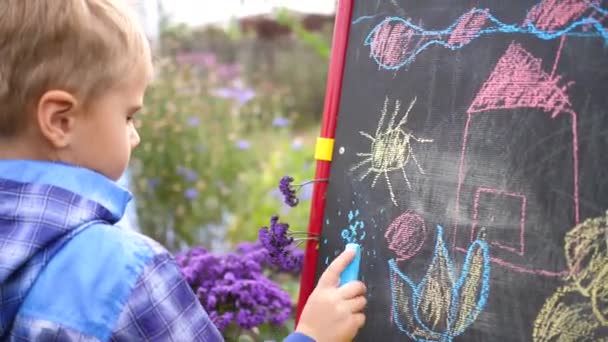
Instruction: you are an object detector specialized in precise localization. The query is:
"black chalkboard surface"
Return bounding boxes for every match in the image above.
[313,1,608,341]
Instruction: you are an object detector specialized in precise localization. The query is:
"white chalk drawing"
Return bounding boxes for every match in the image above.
[351,96,433,206]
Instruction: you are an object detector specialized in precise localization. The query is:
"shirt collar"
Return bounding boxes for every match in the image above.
[0,160,132,220]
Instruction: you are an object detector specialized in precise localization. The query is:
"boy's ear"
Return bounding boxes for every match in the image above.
[36,90,79,148]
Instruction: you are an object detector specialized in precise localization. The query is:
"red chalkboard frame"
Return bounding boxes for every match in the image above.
[295,0,355,323]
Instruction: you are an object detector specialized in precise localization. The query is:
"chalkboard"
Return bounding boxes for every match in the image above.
[305,0,608,341]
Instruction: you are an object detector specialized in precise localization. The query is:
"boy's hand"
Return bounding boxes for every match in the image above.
[296,248,367,342]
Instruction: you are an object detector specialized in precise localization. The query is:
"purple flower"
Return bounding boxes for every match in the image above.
[187,116,201,127]
[272,117,290,127]
[212,87,256,105]
[175,51,217,68]
[184,188,198,199]
[147,178,160,190]
[279,176,299,207]
[269,307,292,326]
[284,248,304,274]
[259,216,293,251]
[291,138,304,151]
[235,242,271,266]
[236,139,251,150]
[235,241,263,254]
[177,242,294,332]
[258,215,304,273]
[177,166,198,182]
[213,312,234,331]
[216,63,241,80]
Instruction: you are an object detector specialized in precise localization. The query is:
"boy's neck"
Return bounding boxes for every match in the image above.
[0,133,54,161]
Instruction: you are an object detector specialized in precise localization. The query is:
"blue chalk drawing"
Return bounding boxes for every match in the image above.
[355,5,608,71]
[388,226,490,342]
[341,209,366,244]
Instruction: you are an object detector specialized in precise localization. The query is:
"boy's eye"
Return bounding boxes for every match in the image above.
[126,106,142,122]
[127,112,138,122]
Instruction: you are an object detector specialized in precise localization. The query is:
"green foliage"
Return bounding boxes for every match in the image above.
[275,8,332,59]
[131,60,250,249]
[156,10,332,124]
[131,58,317,251]
[130,14,331,338]
[226,127,316,243]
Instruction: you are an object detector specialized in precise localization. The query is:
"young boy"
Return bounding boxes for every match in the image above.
[0,1,367,341]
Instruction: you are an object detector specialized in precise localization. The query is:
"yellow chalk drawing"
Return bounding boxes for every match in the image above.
[389,226,490,341]
[565,213,608,297]
[534,286,607,342]
[452,239,488,335]
[534,211,608,341]
[351,96,433,206]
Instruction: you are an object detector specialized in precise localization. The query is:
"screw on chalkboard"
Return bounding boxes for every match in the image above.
[278,176,328,207]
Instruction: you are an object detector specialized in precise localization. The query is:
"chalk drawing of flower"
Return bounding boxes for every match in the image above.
[388,225,490,342]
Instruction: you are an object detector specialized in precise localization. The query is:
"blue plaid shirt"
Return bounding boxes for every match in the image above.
[0,160,313,342]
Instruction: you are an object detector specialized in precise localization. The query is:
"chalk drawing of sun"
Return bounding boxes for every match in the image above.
[351,96,433,206]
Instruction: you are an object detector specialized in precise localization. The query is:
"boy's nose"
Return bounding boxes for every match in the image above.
[130,126,141,148]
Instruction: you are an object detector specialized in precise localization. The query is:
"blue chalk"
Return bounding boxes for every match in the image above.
[339,243,361,286]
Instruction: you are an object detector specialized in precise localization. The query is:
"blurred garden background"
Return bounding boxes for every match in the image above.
[120,1,337,340]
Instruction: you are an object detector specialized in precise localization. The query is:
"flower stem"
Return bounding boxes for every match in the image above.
[294,237,318,246]
[288,231,319,236]
[293,178,329,189]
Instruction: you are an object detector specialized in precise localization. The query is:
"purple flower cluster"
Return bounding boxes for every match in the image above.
[176,244,297,332]
[176,166,198,182]
[238,241,303,274]
[279,176,299,207]
[258,216,304,273]
[212,87,256,105]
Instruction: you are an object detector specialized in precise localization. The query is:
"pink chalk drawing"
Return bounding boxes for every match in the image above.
[369,18,432,70]
[360,1,608,71]
[448,9,490,46]
[471,188,527,256]
[583,3,608,32]
[385,211,427,262]
[525,0,594,31]
[467,42,575,118]
[453,41,579,277]
[551,35,566,78]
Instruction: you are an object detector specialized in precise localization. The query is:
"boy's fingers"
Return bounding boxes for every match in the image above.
[352,313,366,329]
[339,281,366,299]
[317,248,356,287]
[347,296,367,313]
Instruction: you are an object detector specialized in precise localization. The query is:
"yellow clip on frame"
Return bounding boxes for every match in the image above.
[314,137,334,161]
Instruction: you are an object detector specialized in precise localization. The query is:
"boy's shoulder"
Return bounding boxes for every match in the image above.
[16,223,177,341]
[68,222,171,265]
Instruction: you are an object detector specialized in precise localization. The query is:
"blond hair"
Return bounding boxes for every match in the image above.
[0,0,152,136]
